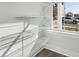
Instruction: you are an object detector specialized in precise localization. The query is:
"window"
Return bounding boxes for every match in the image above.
[63,2,79,32]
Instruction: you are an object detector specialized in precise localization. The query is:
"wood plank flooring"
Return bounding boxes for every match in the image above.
[35,48,66,57]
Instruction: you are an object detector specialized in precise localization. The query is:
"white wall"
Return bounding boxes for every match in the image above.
[0,2,42,57]
[0,2,43,24]
[45,31,79,57]
[0,2,52,57]
[0,21,38,56]
[0,2,51,27]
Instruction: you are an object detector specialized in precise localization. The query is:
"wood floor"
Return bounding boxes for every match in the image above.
[35,48,66,57]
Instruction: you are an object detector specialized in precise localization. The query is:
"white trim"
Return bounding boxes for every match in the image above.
[45,44,79,57]
[50,3,53,30]
[58,2,63,30]
[30,38,49,57]
[48,30,79,36]
[31,47,44,57]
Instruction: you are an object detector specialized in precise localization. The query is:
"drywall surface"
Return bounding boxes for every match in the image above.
[45,31,79,57]
[0,2,42,24]
[0,2,51,28]
[0,22,38,57]
[0,2,51,57]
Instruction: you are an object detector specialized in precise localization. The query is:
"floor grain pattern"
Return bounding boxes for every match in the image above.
[35,48,66,57]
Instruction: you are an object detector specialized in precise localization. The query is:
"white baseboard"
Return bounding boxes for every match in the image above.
[33,48,44,57]
[45,44,79,57]
[30,47,44,57]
